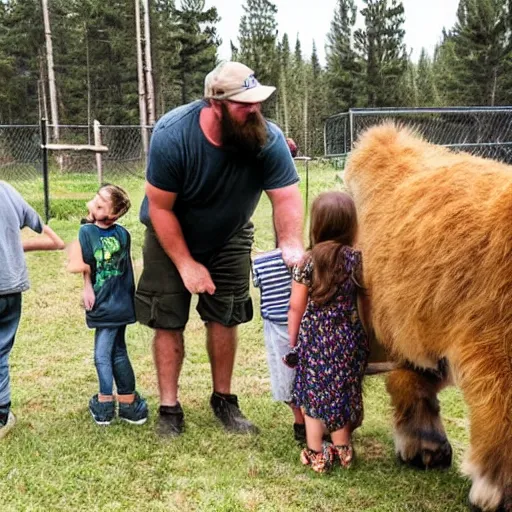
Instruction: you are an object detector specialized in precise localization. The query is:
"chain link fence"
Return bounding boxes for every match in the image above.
[0,122,153,220]
[46,124,152,181]
[0,125,41,180]
[325,107,512,163]
[3,108,511,219]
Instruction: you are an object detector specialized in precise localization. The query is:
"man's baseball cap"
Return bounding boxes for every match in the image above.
[204,61,276,103]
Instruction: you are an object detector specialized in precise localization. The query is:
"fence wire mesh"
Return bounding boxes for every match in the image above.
[2,108,512,219]
[0,123,153,219]
[0,125,41,181]
[46,124,151,181]
[325,107,512,163]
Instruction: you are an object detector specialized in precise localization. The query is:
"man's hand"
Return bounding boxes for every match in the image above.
[179,260,216,295]
[83,286,95,311]
[281,243,305,267]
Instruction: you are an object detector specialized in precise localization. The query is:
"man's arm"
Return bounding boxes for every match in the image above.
[146,182,215,295]
[265,183,304,266]
[22,225,65,252]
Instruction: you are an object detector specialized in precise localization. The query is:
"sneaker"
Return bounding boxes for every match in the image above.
[335,444,354,468]
[0,411,16,439]
[300,442,335,473]
[210,392,259,434]
[118,392,148,425]
[89,394,115,425]
[293,423,306,444]
[157,403,185,437]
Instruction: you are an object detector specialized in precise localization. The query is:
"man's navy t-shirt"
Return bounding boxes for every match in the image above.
[139,100,299,255]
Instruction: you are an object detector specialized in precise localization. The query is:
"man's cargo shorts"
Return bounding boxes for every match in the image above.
[135,223,254,330]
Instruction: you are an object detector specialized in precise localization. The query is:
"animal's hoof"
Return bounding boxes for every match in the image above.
[399,440,452,470]
[468,502,509,512]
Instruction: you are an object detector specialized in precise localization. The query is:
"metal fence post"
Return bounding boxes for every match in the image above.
[349,109,354,151]
[40,117,50,223]
[295,156,312,213]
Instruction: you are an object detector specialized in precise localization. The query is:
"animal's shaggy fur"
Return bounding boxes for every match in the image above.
[345,123,512,511]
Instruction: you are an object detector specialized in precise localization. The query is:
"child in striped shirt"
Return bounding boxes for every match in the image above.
[252,248,306,443]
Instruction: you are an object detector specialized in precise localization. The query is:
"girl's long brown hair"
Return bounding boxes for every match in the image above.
[309,191,358,305]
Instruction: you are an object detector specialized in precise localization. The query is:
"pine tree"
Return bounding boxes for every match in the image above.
[168,0,220,105]
[54,0,140,125]
[397,60,418,107]
[236,0,279,116]
[354,0,408,107]
[290,35,307,151]
[237,0,278,84]
[153,0,182,114]
[311,40,321,79]
[416,48,439,106]
[0,0,44,123]
[306,41,329,156]
[325,0,361,112]
[442,0,511,106]
[276,33,291,132]
[433,35,462,106]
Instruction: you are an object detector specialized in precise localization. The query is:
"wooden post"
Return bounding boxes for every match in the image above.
[41,0,59,142]
[142,0,155,126]
[135,0,148,155]
[94,120,103,185]
[40,118,50,223]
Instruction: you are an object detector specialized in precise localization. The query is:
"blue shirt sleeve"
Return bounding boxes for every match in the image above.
[146,127,184,193]
[259,123,300,191]
[21,204,43,234]
[3,182,43,233]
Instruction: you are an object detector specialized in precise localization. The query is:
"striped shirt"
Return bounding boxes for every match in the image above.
[252,249,291,325]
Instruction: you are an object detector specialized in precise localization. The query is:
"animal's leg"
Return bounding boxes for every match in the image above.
[386,361,452,470]
[459,377,512,511]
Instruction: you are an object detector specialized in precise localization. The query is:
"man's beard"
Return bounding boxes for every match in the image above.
[220,103,267,154]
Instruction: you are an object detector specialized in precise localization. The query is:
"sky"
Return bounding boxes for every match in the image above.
[204,0,460,65]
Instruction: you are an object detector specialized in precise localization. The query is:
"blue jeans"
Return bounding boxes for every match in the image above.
[94,326,135,396]
[0,293,22,408]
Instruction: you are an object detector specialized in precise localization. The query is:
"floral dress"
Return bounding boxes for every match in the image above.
[291,246,369,432]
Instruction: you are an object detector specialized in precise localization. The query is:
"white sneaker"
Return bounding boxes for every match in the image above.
[0,411,16,439]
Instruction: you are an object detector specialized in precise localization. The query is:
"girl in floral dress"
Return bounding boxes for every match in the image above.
[288,191,369,473]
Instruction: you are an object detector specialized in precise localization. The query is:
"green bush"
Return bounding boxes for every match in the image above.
[30,198,86,220]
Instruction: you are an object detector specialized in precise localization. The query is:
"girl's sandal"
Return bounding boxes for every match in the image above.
[335,444,354,468]
[300,442,335,473]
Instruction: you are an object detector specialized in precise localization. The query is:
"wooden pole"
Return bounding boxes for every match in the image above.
[85,22,92,145]
[94,120,103,185]
[41,0,59,142]
[135,0,148,155]
[40,118,50,223]
[142,0,155,126]
[38,53,49,123]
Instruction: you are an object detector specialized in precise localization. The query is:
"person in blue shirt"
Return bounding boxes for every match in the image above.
[73,184,148,426]
[136,61,305,437]
[0,181,65,439]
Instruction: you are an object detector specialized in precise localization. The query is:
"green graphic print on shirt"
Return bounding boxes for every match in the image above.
[78,223,136,328]
[93,235,123,291]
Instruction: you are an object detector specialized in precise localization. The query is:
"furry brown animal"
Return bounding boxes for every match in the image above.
[344,123,512,512]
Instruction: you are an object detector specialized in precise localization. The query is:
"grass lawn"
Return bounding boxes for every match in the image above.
[0,163,470,511]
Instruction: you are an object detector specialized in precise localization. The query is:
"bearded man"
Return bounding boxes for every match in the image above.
[136,61,304,437]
